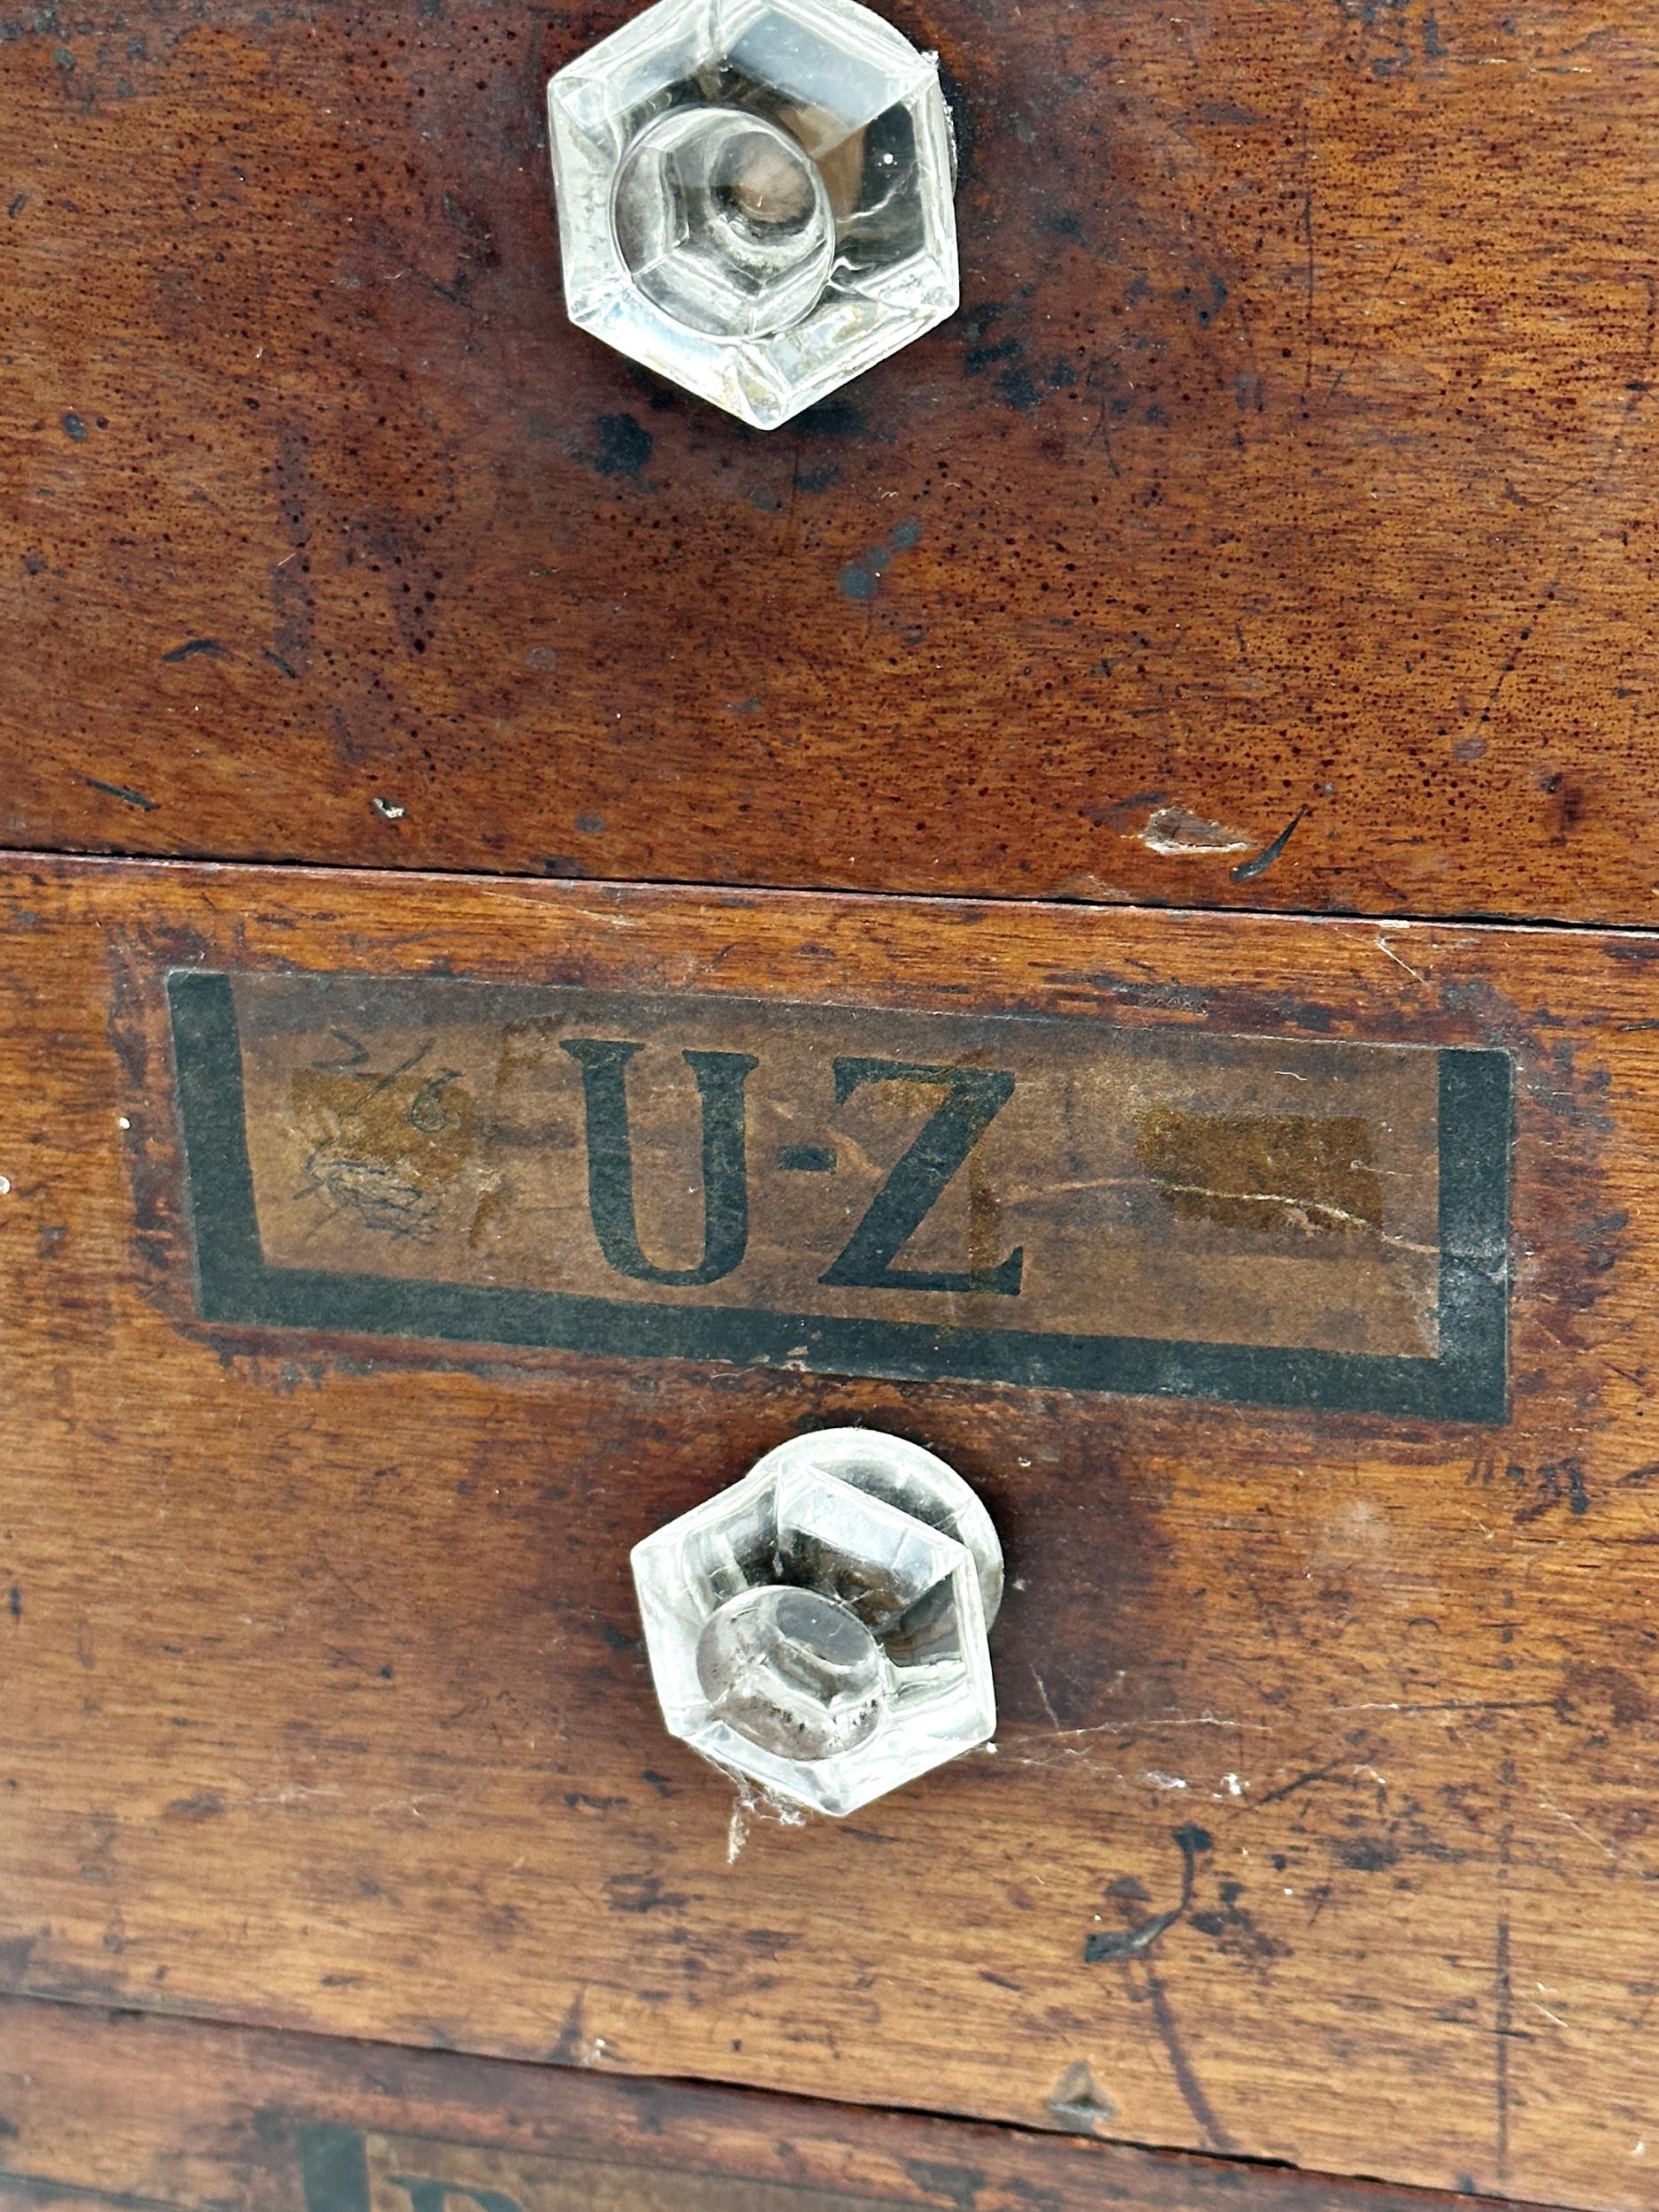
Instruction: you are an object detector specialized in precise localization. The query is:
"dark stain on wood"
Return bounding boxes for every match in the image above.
[1133,1110,1385,1244]
[1085,1824,1212,1963]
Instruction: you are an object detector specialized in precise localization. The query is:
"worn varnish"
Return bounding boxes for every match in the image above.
[3,4,1658,921]
[2,857,1659,2207]
[0,1995,1548,2212]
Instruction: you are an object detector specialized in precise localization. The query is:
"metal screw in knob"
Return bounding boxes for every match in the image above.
[632,1428,1002,1816]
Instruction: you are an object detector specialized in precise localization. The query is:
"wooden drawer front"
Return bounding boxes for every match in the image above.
[2,856,1658,2209]
[0,1995,1539,2212]
[1,4,1656,924]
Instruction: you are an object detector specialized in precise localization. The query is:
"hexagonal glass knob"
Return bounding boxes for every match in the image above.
[547,0,959,429]
[631,1429,1002,1816]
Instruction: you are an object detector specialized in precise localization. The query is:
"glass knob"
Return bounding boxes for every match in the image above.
[632,1428,1002,1816]
[547,0,960,429]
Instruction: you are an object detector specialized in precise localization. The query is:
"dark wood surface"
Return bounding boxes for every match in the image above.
[4,2,1659,923]
[4,856,1659,2208]
[0,1993,1551,2212]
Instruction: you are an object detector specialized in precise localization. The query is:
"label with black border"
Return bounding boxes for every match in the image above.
[168,970,1512,1420]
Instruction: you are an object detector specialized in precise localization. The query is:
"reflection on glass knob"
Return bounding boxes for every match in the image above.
[631,1428,1002,1816]
[547,0,960,429]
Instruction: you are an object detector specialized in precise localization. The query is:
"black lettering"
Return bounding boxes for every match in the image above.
[820,1056,1022,1294]
[562,1039,757,1286]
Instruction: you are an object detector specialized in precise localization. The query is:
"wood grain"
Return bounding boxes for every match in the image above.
[4,856,1659,2208]
[0,1993,1548,2212]
[2,2,1658,921]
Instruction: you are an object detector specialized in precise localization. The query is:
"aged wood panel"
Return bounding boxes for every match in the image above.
[2,2,1658,923]
[4,858,1659,2208]
[0,1996,1549,2212]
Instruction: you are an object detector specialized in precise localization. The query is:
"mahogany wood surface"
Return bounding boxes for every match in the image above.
[0,1993,1550,2212]
[1,858,1657,2206]
[3,3,1658,920]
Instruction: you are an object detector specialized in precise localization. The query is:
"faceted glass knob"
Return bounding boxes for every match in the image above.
[632,1429,1002,1816]
[547,0,960,429]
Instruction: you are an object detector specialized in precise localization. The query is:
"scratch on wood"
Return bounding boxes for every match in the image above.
[1373,926,1426,984]
[1251,1755,1348,1808]
[1231,806,1306,883]
[1463,579,1560,751]
[1032,1670,1064,1731]
[1539,1797,1617,1863]
[1459,275,1657,756]
[1330,1697,1552,1717]
[82,776,157,811]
